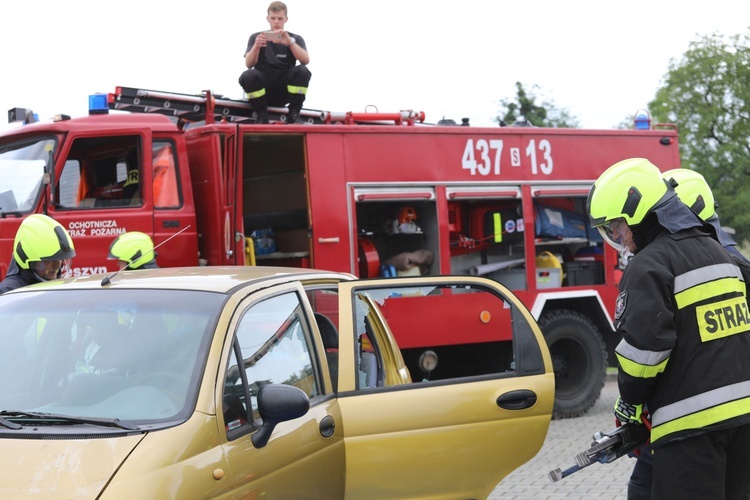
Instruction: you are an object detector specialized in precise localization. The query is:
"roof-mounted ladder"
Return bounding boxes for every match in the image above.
[107,86,425,128]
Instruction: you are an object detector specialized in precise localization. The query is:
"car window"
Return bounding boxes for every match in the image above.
[305,288,339,328]
[305,288,339,391]
[352,283,524,385]
[0,289,220,426]
[224,291,320,436]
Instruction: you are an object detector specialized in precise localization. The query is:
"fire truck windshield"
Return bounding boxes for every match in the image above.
[0,137,56,214]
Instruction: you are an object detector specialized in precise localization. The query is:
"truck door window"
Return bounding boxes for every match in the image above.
[224,291,321,437]
[56,135,141,209]
[0,137,54,214]
[152,141,180,208]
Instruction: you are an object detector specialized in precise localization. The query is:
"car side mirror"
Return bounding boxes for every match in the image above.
[251,384,310,448]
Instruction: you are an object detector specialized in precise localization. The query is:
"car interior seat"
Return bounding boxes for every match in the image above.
[85,309,130,372]
[360,317,381,389]
[314,312,339,392]
[223,392,249,431]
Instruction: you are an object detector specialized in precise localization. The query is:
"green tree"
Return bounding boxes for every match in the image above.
[496,82,579,128]
[649,31,750,242]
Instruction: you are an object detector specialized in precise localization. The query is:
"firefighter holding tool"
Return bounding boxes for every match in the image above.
[587,158,750,499]
[620,168,750,499]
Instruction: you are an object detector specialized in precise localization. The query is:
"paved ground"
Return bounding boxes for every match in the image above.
[489,375,635,499]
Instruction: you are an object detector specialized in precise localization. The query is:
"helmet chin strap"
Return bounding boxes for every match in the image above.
[619,247,634,262]
[31,270,51,283]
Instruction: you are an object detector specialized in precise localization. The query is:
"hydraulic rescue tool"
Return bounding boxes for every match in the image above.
[548,417,650,483]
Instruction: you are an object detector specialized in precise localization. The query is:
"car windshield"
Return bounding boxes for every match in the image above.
[0,288,223,427]
[0,137,56,214]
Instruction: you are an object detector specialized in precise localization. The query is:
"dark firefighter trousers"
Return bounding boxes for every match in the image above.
[238,65,311,108]
[632,423,750,499]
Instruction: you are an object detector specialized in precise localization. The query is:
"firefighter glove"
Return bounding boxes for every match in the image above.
[614,396,643,425]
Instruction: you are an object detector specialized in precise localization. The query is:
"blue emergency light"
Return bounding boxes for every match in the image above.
[88,93,109,115]
[634,109,651,130]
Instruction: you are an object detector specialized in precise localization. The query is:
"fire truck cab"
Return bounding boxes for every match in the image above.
[0,87,681,417]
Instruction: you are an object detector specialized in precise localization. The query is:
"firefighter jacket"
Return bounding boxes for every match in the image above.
[614,226,750,447]
[0,260,41,294]
[705,213,750,265]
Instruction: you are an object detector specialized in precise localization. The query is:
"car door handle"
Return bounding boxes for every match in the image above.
[496,390,538,410]
[319,415,336,438]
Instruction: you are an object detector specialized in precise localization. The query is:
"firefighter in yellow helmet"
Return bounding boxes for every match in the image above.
[107,231,158,270]
[0,214,76,294]
[662,168,748,263]
[588,158,750,499]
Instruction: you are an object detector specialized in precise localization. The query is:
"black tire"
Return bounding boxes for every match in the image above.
[538,309,607,419]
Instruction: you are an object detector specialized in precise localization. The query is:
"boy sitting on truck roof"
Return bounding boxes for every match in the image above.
[238,1,311,124]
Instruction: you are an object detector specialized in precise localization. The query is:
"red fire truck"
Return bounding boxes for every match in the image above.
[0,87,680,417]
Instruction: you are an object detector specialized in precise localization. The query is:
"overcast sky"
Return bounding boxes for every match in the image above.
[1,1,748,131]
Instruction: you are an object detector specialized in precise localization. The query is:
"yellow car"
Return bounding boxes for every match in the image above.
[0,266,553,498]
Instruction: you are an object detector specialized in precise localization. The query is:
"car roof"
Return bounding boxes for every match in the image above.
[9,266,352,295]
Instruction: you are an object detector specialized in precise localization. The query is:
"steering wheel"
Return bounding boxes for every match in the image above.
[134,371,192,403]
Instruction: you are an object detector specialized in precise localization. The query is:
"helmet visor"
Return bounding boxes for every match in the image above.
[31,258,71,281]
[597,217,628,252]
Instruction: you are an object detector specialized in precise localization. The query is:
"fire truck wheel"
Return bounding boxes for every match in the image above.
[539,309,607,419]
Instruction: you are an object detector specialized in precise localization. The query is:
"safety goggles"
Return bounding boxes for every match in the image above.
[597,217,628,251]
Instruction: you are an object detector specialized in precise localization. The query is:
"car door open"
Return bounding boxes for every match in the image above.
[336,276,555,499]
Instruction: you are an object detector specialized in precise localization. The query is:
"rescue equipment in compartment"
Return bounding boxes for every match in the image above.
[536,251,565,282]
[387,206,422,234]
[358,236,380,278]
[536,250,562,276]
[383,249,434,276]
[250,228,277,255]
[398,206,417,224]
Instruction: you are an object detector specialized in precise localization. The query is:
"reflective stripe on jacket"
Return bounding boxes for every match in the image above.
[615,227,750,446]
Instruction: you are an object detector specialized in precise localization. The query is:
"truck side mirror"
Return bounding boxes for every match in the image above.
[251,384,310,449]
[46,150,54,205]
